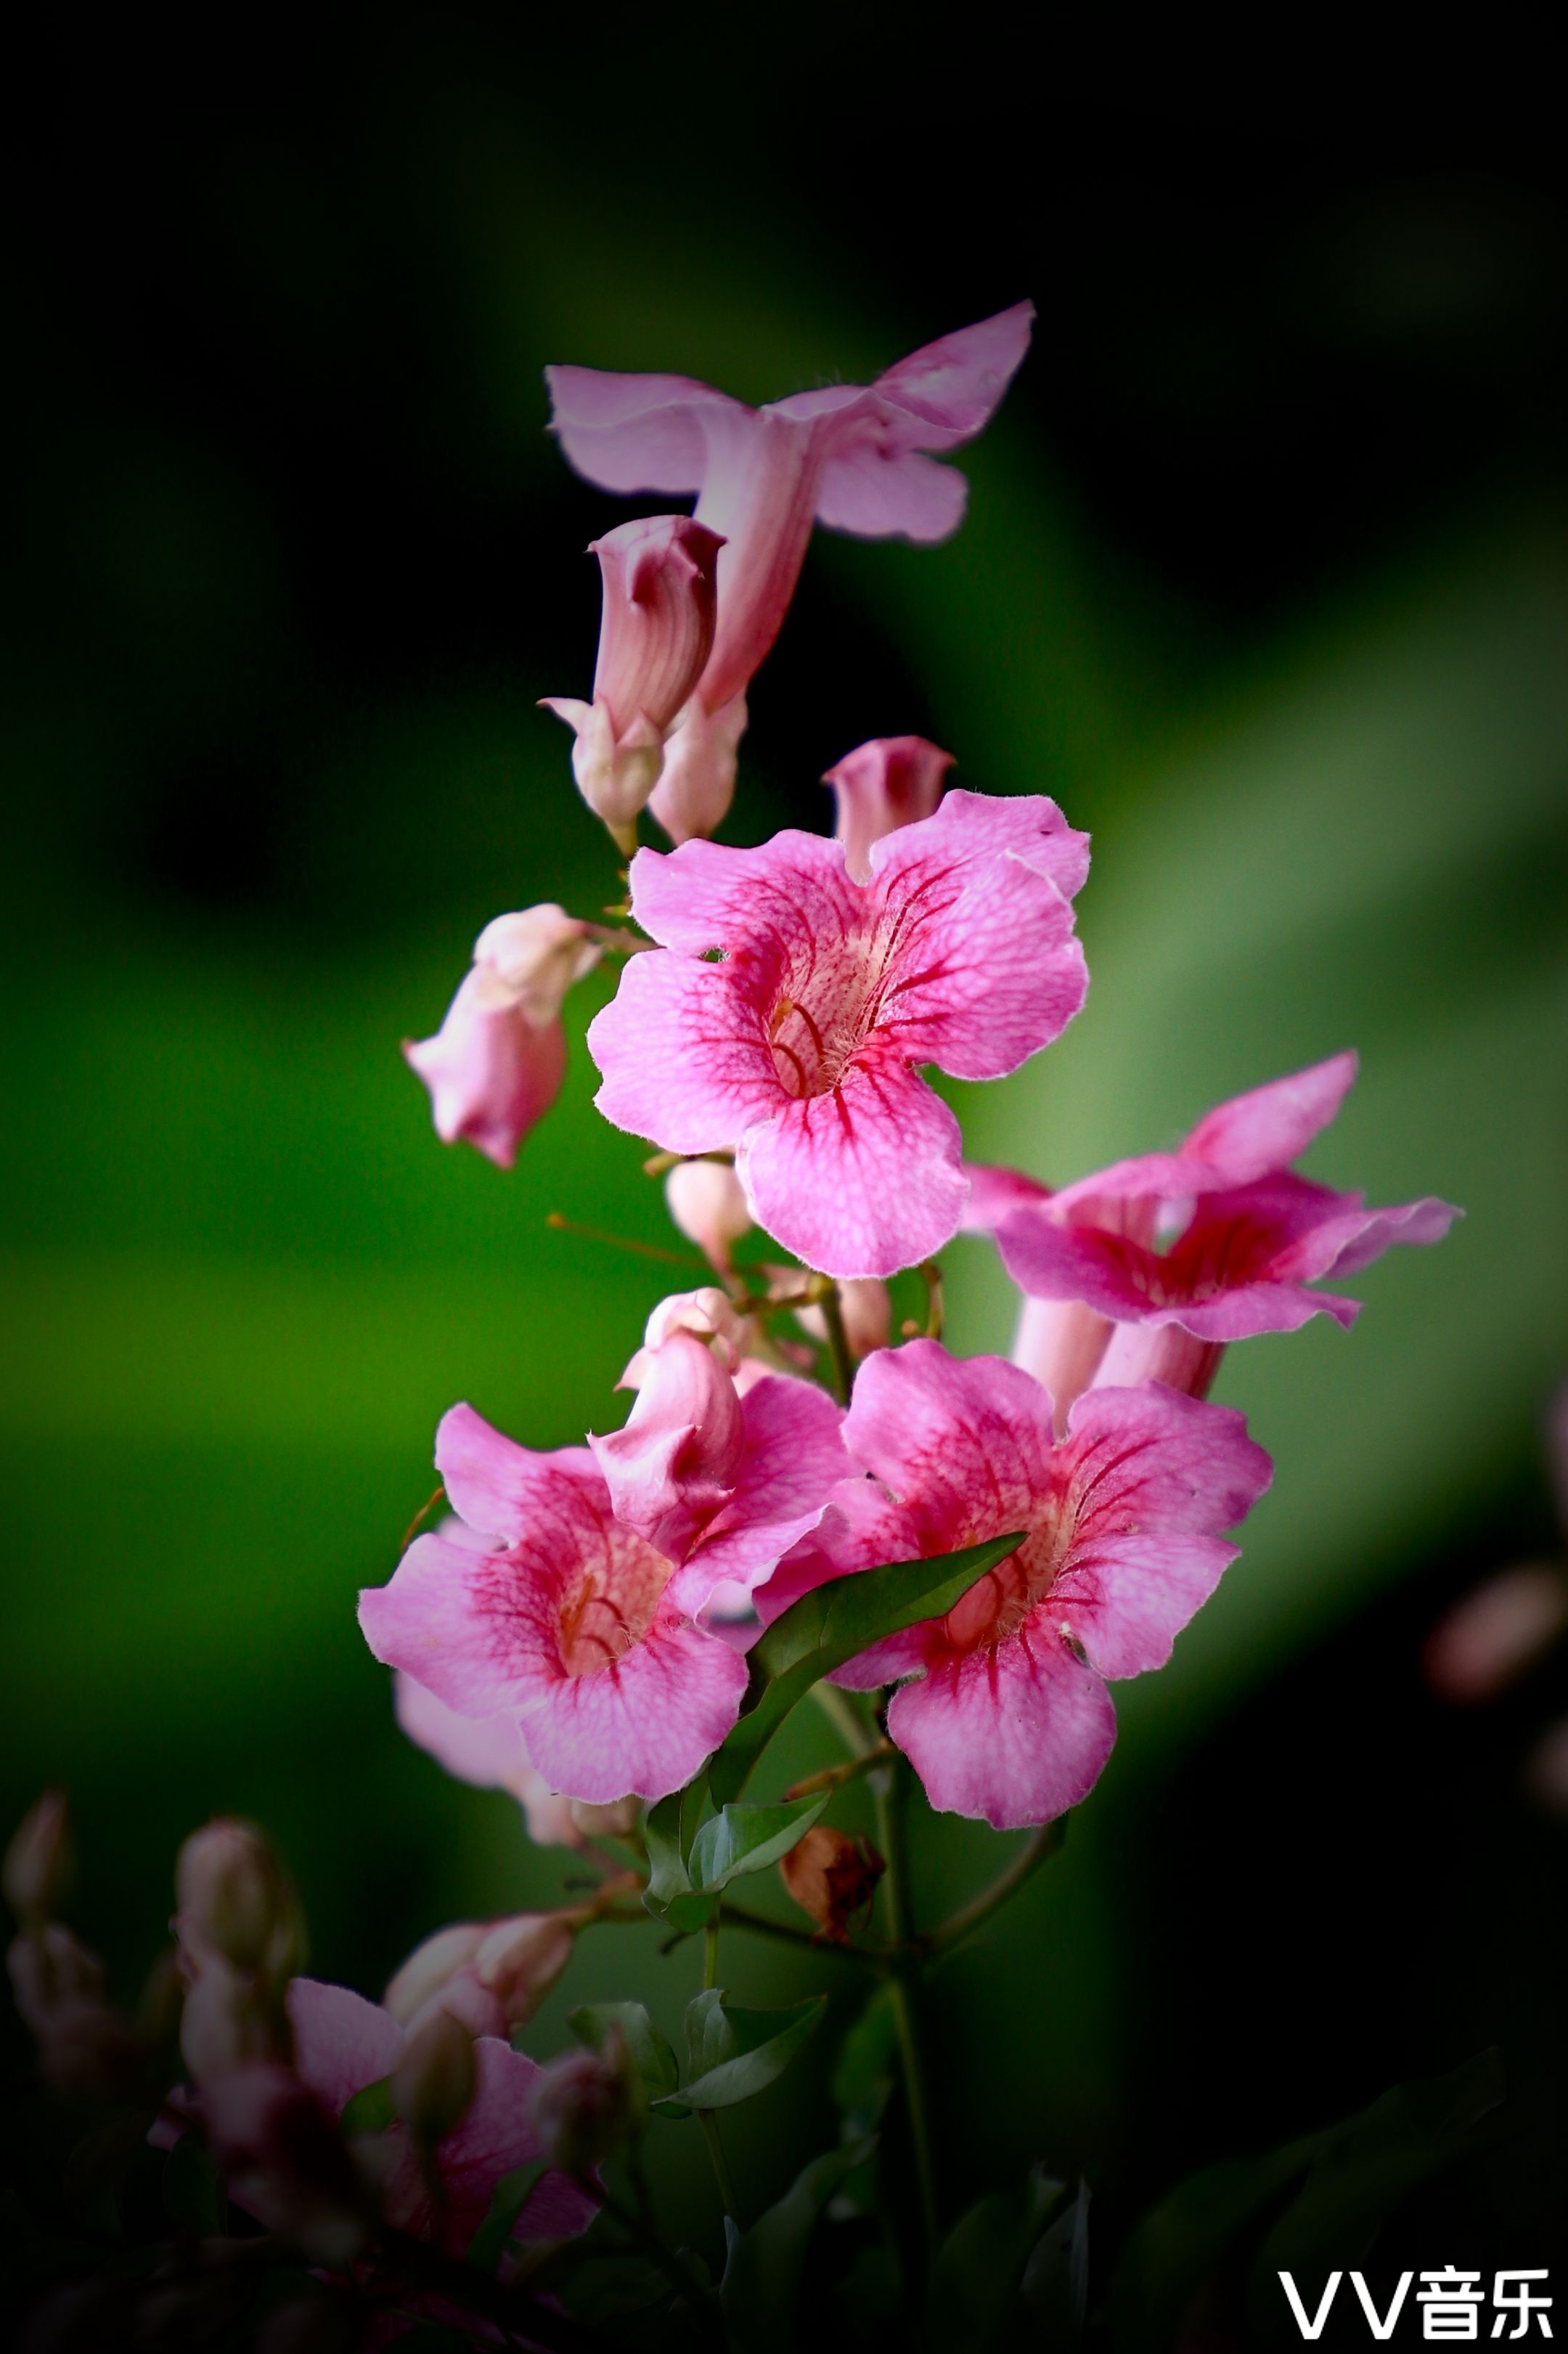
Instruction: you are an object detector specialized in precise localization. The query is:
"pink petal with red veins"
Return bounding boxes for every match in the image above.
[863,797,1088,1081]
[873,784,1090,903]
[516,1610,748,1804]
[737,1059,968,1279]
[1180,1051,1359,1184]
[591,1332,746,1565]
[626,829,857,959]
[434,1402,600,1547]
[667,1372,851,1613]
[887,1629,1117,1830]
[430,2037,596,2253]
[1060,1384,1273,1539]
[1055,1533,1241,1679]
[587,952,780,1157]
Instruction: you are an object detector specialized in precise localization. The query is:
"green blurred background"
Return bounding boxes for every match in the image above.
[5,43,1567,2270]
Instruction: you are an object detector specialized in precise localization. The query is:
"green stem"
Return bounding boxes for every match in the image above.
[703,1910,720,1991]
[698,2109,739,2222]
[811,1680,878,1759]
[819,1282,854,1404]
[873,1759,937,2260]
[926,1820,1064,1958]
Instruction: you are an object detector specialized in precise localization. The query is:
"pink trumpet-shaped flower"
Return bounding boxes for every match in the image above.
[969,1054,1460,1424]
[591,1332,848,1613]
[587,791,1090,1280]
[285,1977,595,2260]
[825,736,955,883]
[405,905,601,1170]
[547,303,1033,839]
[359,1405,751,1804]
[784,1340,1273,1829]
[542,516,724,852]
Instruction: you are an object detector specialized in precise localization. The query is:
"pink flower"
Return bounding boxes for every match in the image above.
[383,1913,576,2042]
[590,1332,848,1612]
[824,736,955,883]
[782,1340,1273,1828]
[969,1054,1460,1422]
[542,515,723,852]
[359,1404,751,1803]
[587,791,1090,1279]
[547,303,1033,838]
[394,1666,582,1848]
[284,1977,595,2260]
[405,905,601,1170]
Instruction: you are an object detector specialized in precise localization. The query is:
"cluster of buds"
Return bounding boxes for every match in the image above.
[383,1906,576,2039]
[173,1817,305,2087]
[4,1791,150,2102]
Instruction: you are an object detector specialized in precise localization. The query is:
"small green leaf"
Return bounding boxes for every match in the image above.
[928,2162,1067,2349]
[338,2074,395,2138]
[688,1793,830,1895]
[642,1793,691,1913]
[658,1994,827,2113]
[709,1531,1026,1802]
[465,2158,548,2274]
[162,2130,223,2237]
[722,2138,875,2353]
[567,2001,679,2106]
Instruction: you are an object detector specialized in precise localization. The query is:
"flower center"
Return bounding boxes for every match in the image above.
[555,1535,670,1677]
[942,1513,1071,1651]
[767,929,897,1099]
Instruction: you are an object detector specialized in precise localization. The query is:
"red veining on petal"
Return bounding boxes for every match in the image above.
[553,1526,672,1677]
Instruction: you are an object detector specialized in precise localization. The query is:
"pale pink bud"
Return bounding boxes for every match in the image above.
[470,905,600,1025]
[629,1286,751,1380]
[591,1330,745,1563]
[471,1912,575,2024]
[664,1160,752,1271]
[793,1278,891,1361]
[179,1955,279,2085]
[528,2040,633,2175]
[647,691,749,843]
[383,1923,488,2027]
[404,971,568,1170]
[4,1788,73,1926]
[1422,1565,1568,1704]
[824,735,955,882]
[544,516,724,852]
[393,2008,475,2146]
[175,1819,299,1979]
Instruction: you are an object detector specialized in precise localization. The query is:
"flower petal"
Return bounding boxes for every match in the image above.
[516,1610,748,1804]
[737,1060,967,1279]
[666,1372,849,1612]
[434,1403,599,1545]
[588,950,779,1155]
[286,1978,404,2116]
[887,1625,1116,1829]
[544,365,742,494]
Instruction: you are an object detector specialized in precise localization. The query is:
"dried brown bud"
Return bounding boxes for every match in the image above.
[780,1826,884,1944]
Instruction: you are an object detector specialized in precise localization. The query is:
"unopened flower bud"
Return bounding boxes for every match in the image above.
[825,735,954,883]
[544,517,724,852]
[383,1924,488,2028]
[663,1160,752,1273]
[393,2008,476,2148]
[4,1789,73,1926]
[628,1285,750,1382]
[472,1913,575,2027]
[527,2039,633,2175]
[179,1954,279,2085]
[405,972,568,1171]
[470,906,601,1026]
[175,1819,300,1979]
[648,691,748,844]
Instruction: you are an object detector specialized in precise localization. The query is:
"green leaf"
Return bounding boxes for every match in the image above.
[928,2162,1067,2350]
[465,2158,547,2274]
[1019,2178,1091,2342]
[688,1793,830,1895]
[162,2130,223,2237]
[1110,2050,1508,2354]
[831,1982,899,2137]
[709,1529,1026,1803]
[721,2138,875,2353]
[642,1793,691,1909]
[656,1992,828,2113]
[567,2000,679,2106]
[338,2074,395,2138]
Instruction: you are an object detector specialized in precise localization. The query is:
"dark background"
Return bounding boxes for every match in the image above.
[4,28,1567,2300]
